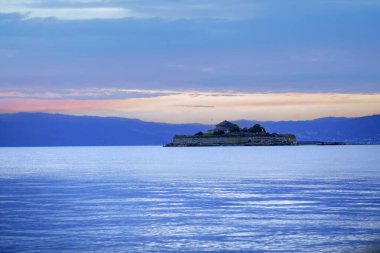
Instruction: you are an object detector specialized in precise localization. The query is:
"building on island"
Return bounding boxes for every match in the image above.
[166,120,296,147]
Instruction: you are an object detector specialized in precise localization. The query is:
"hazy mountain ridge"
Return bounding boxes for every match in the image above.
[0,113,210,147]
[234,115,380,144]
[0,113,379,146]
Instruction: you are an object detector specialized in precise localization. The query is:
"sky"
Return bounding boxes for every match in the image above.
[0,0,380,123]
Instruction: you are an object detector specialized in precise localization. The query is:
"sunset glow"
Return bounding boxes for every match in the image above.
[1,90,379,123]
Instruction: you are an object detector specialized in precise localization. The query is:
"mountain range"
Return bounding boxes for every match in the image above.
[0,113,379,146]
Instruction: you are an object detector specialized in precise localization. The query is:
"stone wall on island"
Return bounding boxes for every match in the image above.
[167,134,296,147]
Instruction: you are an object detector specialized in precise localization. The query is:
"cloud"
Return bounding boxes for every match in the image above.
[1,0,380,21]
[2,0,379,21]
[175,105,215,108]
[0,88,180,100]
[0,6,134,20]
[1,89,379,123]
[0,0,260,20]
[1,1,379,95]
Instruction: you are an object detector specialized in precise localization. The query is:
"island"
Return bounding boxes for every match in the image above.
[165,120,297,147]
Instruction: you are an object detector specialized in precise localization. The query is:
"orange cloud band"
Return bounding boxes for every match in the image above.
[0,91,380,123]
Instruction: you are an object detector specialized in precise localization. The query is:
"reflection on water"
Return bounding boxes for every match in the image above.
[0,146,379,252]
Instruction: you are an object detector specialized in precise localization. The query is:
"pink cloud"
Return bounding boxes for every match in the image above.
[0,91,380,123]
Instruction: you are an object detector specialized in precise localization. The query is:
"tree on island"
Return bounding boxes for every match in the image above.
[229,124,241,133]
[195,131,204,136]
[248,124,266,133]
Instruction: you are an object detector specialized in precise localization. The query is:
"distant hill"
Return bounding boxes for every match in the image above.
[0,113,209,147]
[234,115,380,144]
[0,113,379,146]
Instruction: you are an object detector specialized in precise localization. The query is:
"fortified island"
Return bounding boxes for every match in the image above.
[166,120,297,147]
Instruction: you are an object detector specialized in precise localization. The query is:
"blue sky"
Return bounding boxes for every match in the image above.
[0,0,380,122]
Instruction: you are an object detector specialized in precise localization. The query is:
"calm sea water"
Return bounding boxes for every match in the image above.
[0,146,379,252]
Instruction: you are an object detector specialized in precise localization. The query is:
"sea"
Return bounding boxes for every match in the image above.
[0,145,379,252]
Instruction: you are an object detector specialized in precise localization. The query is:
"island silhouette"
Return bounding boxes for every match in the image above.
[166,120,296,146]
